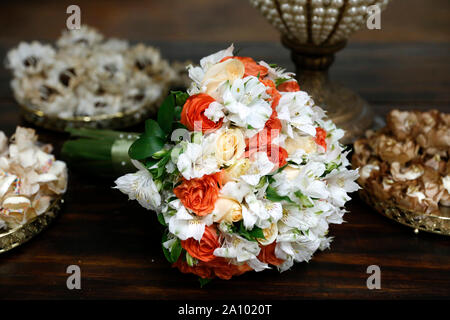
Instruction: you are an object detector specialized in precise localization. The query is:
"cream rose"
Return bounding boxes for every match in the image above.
[215,128,245,166]
[222,158,251,184]
[202,59,245,95]
[258,222,278,245]
[283,166,301,181]
[285,136,317,155]
[212,196,243,223]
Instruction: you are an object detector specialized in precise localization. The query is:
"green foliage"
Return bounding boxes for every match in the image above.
[231,221,265,242]
[161,232,182,264]
[157,94,176,134]
[198,278,212,288]
[266,185,294,204]
[128,134,165,160]
[275,77,290,87]
[294,191,314,208]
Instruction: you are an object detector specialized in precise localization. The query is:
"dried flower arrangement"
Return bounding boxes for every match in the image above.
[5,26,180,120]
[0,127,67,231]
[353,110,449,221]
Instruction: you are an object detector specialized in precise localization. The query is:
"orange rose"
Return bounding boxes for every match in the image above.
[172,259,213,279]
[266,144,288,168]
[221,56,268,78]
[181,93,224,133]
[315,127,327,151]
[212,262,252,280]
[277,80,300,92]
[246,110,282,150]
[181,225,220,262]
[246,142,287,169]
[174,171,223,216]
[203,257,252,280]
[259,78,281,110]
[258,242,284,266]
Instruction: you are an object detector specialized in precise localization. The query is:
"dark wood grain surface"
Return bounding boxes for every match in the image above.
[0,42,449,300]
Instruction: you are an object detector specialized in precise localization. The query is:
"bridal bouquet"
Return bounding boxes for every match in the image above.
[67,45,359,281]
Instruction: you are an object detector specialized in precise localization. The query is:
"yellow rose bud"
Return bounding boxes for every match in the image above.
[202,59,245,95]
[283,166,301,181]
[212,197,243,223]
[285,136,317,155]
[222,158,251,184]
[215,128,245,166]
[258,222,278,245]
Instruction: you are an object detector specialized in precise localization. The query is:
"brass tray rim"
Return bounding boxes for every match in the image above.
[359,188,450,236]
[0,195,64,254]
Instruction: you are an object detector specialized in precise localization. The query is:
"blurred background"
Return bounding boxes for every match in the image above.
[1,0,449,45]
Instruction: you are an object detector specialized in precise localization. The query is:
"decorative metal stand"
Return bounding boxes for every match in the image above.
[250,0,389,143]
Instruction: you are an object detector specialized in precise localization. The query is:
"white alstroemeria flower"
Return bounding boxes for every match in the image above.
[276,91,316,137]
[276,231,321,264]
[222,76,272,130]
[316,118,345,146]
[243,194,283,229]
[280,205,320,232]
[114,169,161,212]
[258,61,295,82]
[241,152,274,186]
[272,161,328,200]
[325,169,360,207]
[204,101,225,122]
[199,44,234,71]
[318,236,333,251]
[165,199,213,241]
[175,136,219,180]
[213,234,269,272]
[220,181,252,203]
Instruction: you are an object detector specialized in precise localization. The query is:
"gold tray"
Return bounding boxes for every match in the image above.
[0,196,64,254]
[360,189,450,236]
[19,92,166,132]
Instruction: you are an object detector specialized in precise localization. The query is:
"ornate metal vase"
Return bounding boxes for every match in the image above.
[250,0,389,142]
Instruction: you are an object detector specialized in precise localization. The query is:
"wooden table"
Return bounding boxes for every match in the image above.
[0,42,449,300]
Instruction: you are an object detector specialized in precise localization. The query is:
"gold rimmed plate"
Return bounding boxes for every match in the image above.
[19,92,166,132]
[360,189,450,236]
[0,196,64,254]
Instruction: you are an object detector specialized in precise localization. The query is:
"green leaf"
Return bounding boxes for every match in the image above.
[275,77,291,87]
[144,119,165,139]
[161,232,172,263]
[128,135,164,160]
[172,90,190,107]
[198,278,212,288]
[170,238,183,263]
[294,191,314,208]
[157,213,167,226]
[144,158,159,169]
[231,221,265,242]
[161,232,182,263]
[157,94,175,134]
[266,186,294,204]
[174,106,183,121]
[149,153,171,179]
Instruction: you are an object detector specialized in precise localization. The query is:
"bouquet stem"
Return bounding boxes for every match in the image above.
[62,128,139,176]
